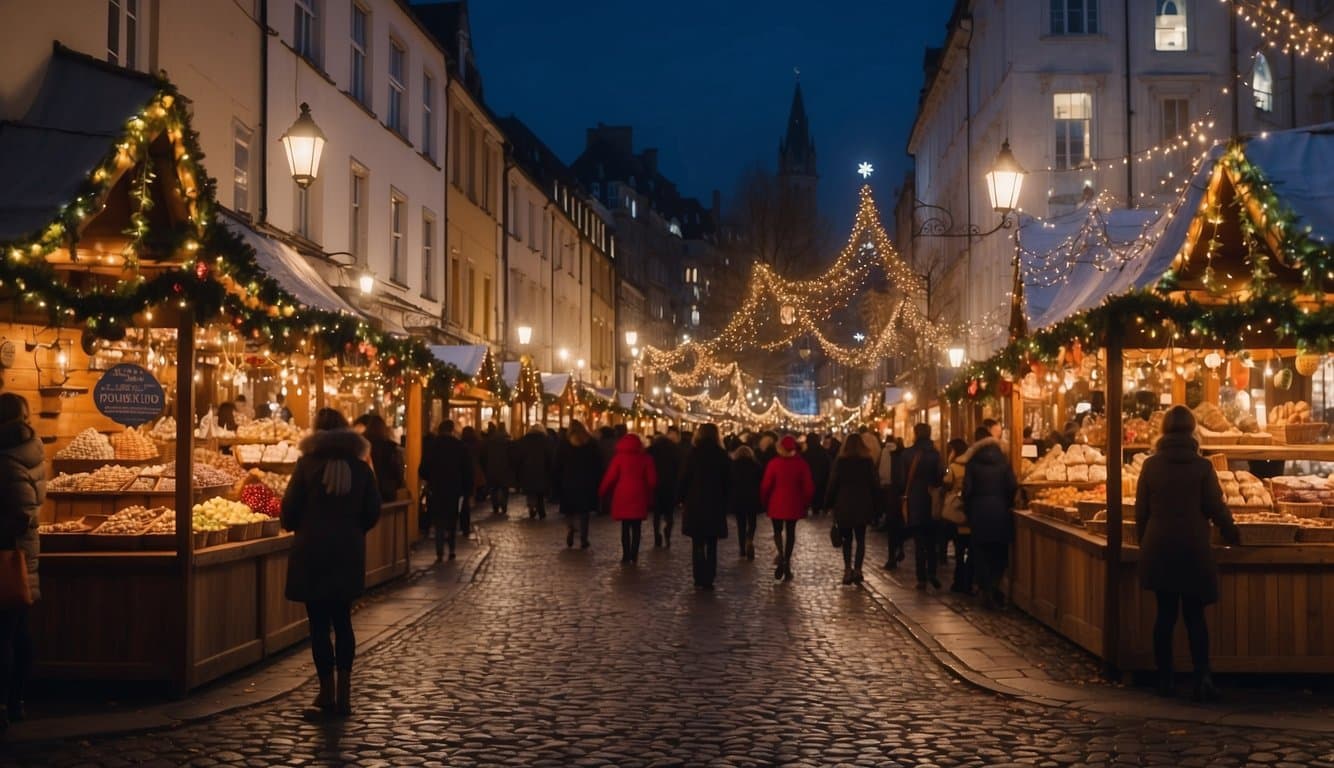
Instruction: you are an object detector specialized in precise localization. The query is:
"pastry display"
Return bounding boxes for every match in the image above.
[110,428,158,460]
[47,472,90,492]
[161,461,236,488]
[236,419,305,443]
[1215,470,1273,508]
[1024,443,1108,484]
[39,520,89,533]
[91,505,159,534]
[1270,475,1334,505]
[56,428,115,460]
[1270,400,1313,425]
[193,497,268,528]
[148,416,178,441]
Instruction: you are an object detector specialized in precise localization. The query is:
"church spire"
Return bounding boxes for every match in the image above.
[778,79,817,179]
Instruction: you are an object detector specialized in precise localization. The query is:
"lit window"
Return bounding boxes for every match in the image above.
[233,121,252,215]
[1053,92,1093,170]
[669,221,682,237]
[388,41,406,135]
[1154,0,1188,51]
[690,306,700,326]
[422,213,436,299]
[294,0,320,65]
[390,192,406,283]
[630,199,637,218]
[350,4,369,104]
[1160,98,1189,144]
[1253,54,1274,112]
[1050,0,1098,36]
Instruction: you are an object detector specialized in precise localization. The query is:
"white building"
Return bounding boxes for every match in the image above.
[906,0,1334,358]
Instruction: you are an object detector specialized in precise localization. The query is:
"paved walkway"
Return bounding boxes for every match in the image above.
[8,512,1334,766]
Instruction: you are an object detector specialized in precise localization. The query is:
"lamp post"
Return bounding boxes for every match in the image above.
[947,345,966,369]
[357,270,376,297]
[516,325,533,347]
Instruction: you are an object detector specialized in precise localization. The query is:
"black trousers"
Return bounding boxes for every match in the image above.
[490,485,509,514]
[772,519,797,562]
[620,519,642,561]
[432,494,462,557]
[840,525,867,570]
[653,502,675,541]
[305,600,355,675]
[909,521,938,582]
[526,491,546,519]
[0,607,31,709]
[951,532,973,591]
[459,497,473,535]
[566,509,591,543]
[972,540,1009,597]
[884,491,905,559]
[734,509,758,554]
[1154,590,1210,674]
[692,537,718,586]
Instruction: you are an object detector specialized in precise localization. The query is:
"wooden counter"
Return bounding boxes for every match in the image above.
[1011,511,1334,673]
[32,500,412,690]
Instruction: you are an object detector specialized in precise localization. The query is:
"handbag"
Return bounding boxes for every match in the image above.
[901,453,922,519]
[829,523,843,548]
[0,549,33,609]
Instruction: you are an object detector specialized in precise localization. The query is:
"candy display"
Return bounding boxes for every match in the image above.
[56,428,114,460]
[193,449,246,482]
[39,520,89,533]
[110,428,158,460]
[161,461,236,488]
[193,497,268,528]
[91,505,159,534]
[47,472,90,492]
[236,419,305,443]
[148,416,178,441]
[240,483,282,517]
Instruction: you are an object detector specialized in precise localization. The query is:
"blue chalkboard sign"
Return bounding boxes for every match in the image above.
[93,364,166,426]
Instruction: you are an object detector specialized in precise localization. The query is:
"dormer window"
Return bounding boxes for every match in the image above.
[1155,1,1187,51]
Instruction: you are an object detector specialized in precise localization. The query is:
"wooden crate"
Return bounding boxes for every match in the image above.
[1272,422,1327,444]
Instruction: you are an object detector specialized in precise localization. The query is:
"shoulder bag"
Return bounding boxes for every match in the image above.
[901,453,921,520]
[940,467,967,525]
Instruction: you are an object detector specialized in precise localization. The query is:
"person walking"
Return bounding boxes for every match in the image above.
[459,426,482,533]
[555,420,602,549]
[679,424,730,590]
[900,423,944,590]
[824,434,878,586]
[961,429,1015,606]
[0,394,44,731]
[481,424,516,516]
[802,433,832,517]
[1136,405,1240,701]
[282,408,382,718]
[599,433,657,564]
[515,423,553,519]
[878,436,906,569]
[647,429,683,547]
[728,445,763,560]
[761,435,814,583]
[942,438,973,594]
[418,420,472,562]
[354,412,405,503]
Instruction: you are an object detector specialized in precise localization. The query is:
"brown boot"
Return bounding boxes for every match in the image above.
[312,672,335,714]
[335,669,352,716]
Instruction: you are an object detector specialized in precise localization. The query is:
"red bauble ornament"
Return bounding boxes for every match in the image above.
[194,260,209,280]
[997,379,1013,397]
[967,380,980,397]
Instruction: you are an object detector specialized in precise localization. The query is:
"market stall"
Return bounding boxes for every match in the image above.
[947,126,1334,674]
[429,344,502,431]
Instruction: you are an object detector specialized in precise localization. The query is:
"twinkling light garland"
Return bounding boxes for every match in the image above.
[1228,0,1334,63]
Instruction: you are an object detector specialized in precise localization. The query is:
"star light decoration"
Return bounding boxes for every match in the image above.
[857,162,874,179]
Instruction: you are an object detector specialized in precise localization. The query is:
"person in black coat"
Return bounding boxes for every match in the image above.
[353,412,405,503]
[824,435,879,585]
[555,420,602,548]
[1135,405,1240,701]
[418,420,473,562]
[898,423,944,590]
[961,428,1018,609]
[282,409,382,717]
[647,430,683,548]
[514,424,554,519]
[727,445,763,560]
[679,424,730,590]
[0,394,44,729]
[480,424,516,516]
[802,432,832,518]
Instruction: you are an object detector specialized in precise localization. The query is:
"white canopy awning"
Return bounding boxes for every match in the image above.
[541,372,571,396]
[429,344,490,377]
[220,214,362,316]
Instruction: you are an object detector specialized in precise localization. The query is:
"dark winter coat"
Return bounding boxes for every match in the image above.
[824,455,878,529]
[367,437,405,503]
[599,434,657,521]
[680,441,731,539]
[1135,433,1240,603]
[481,431,516,487]
[555,432,603,515]
[898,439,944,527]
[727,454,763,520]
[419,432,473,526]
[803,444,832,513]
[961,437,1017,545]
[647,436,683,513]
[282,429,381,603]
[514,428,553,494]
[0,419,45,601]
[761,452,814,521]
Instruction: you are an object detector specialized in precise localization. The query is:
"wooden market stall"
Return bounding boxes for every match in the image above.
[952,126,1334,675]
[0,48,413,693]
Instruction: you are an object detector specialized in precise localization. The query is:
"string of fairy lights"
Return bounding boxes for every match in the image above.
[1228,0,1334,62]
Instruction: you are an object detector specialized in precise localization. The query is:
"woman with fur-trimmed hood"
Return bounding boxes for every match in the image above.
[961,427,1017,609]
[283,408,382,718]
[0,393,44,729]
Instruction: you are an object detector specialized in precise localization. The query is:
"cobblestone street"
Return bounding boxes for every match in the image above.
[11,511,1334,767]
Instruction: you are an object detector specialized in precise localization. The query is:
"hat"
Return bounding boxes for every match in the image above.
[779,435,798,454]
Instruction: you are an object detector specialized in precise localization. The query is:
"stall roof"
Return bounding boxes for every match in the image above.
[429,344,490,376]
[616,392,637,410]
[501,361,519,389]
[0,45,158,243]
[541,372,571,396]
[220,214,362,316]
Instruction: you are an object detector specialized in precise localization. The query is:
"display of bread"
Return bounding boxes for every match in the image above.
[1269,401,1313,425]
[1034,485,1107,506]
[110,428,158,460]
[1270,475,1334,505]
[56,428,115,460]
[1214,470,1273,508]
[1024,443,1108,483]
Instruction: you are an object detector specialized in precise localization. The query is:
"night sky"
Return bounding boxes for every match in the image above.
[462,1,955,226]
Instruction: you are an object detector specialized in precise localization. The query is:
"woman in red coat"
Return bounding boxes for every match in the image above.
[761,435,814,582]
[599,433,658,564]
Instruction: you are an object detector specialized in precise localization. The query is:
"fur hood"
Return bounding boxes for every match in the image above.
[961,436,1004,464]
[300,428,369,461]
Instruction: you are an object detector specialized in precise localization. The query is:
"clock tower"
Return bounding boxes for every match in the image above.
[777,78,818,215]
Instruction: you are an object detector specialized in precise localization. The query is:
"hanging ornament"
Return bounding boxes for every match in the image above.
[1273,367,1294,391]
[1203,352,1223,370]
[1070,339,1084,367]
[779,304,795,326]
[997,379,1013,397]
[1295,353,1322,377]
[1229,357,1249,390]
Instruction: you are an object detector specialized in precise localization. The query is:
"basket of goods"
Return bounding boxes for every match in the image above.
[1277,501,1323,518]
[148,415,177,443]
[1229,512,1300,545]
[139,508,183,549]
[1022,443,1109,485]
[53,428,117,472]
[194,497,269,542]
[1269,475,1334,513]
[87,505,160,549]
[110,428,158,461]
[1295,517,1334,543]
[236,418,306,444]
[239,482,284,537]
[192,449,247,484]
[1194,402,1243,445]
[1268,401,1326,444]
[1216,470,1273,513]
[37,517,102,551]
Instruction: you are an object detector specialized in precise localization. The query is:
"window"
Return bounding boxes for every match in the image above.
[1050,0,1098,36]
[350,163,368,260]
[387,41,406,135]
[684,266,697,284]
[390,191,405,284]
[527,201,536,248]
[233,121,252,215]
[294,0,320,64]
[1155,0,1188,51]
[350,4,369,105]
[450,257,461,323]
[1253,54,1274,112]
[422,213,436,299]
[508,184,518,235]
[690,306,700,327]
[466,123,477,201]
[107,0,139,67]
[450,108,462,186]
[1160,98,1189,143]
[1053,92,1093,170]
[482,276,492,338]
[482,141,494,214]
[466,266,476,332]
[422,72,435,159]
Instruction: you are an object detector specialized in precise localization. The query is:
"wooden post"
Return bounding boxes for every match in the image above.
[1102,328,1125,680]
[406,377,424,532]
[314,357,326,412]
[173,312,195,696]
[1009,386,1024,477]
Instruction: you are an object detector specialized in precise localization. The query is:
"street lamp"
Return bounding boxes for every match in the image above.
[624,330,638,347]
[516,325,533,346]
[357,270,376,296]
[984,140,1026,215]
[279,103,326,189]
[947,345,966,369]
[559,347,569,365]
